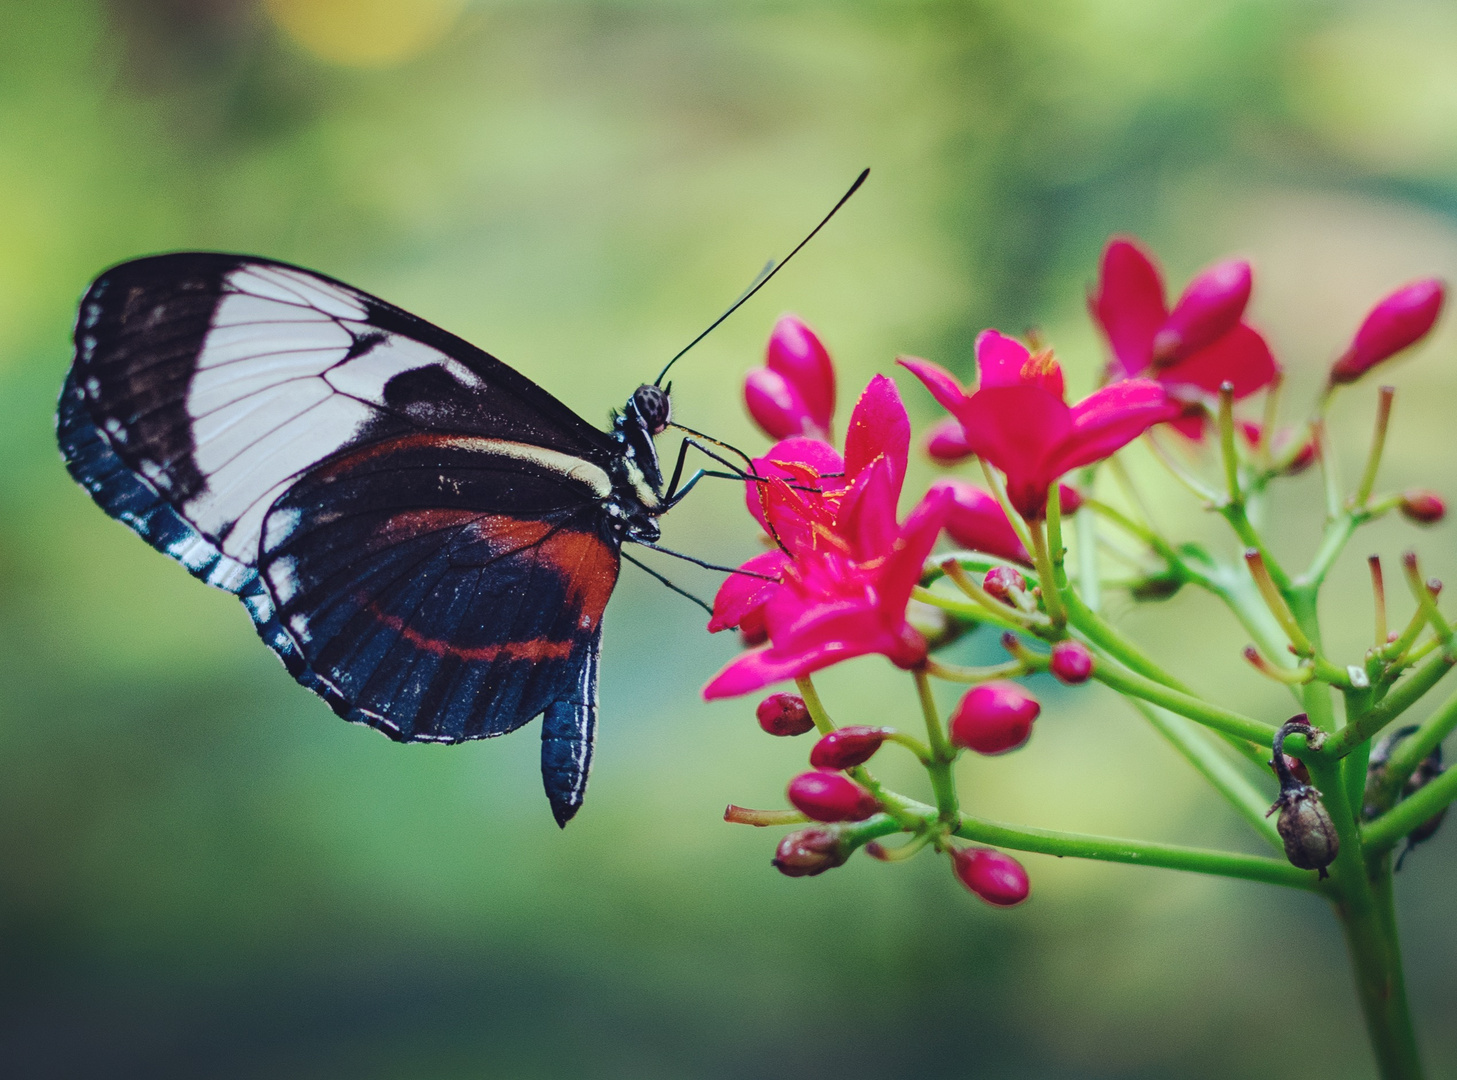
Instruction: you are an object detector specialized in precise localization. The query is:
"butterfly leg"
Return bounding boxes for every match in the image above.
[662,437,763,508]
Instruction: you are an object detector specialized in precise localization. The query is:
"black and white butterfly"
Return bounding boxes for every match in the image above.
[56,173,865,826]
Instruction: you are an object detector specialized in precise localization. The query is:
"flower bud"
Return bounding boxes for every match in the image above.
[744,368,813,441]
[929,478,1029,563]
[756,693,814,737]
[924,416,975,465]
[1056,483,1083,516]
[1272,786,1340,876]
[765,315,835,433]
[1152,259,1252,365]
[1330,279,1445,385]
[982,565,1027,602]
[809,726,890,770]
[772,827,849,877]
[1399,490,1446,525]
[1049,640,1094,684]
[951,847,1029,906]
[949,681,1040,755]
[787,771,880,822]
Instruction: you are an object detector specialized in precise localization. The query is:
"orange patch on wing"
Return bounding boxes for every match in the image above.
[535,527,620,633]
[360,594,577,663]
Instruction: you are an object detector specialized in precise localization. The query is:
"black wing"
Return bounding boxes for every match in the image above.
[58,253,625,825]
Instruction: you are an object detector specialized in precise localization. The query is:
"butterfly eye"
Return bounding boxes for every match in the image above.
[631,384,672,434]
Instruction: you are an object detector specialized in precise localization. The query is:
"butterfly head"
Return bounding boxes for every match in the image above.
[629,384,672,435]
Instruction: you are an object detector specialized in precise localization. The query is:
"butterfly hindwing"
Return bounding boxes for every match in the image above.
[61,253,633,825]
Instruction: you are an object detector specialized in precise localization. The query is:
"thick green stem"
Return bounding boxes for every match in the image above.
[1332,853,1425,1079]
[913,670,959,822]
[952,815,1318,890]
[1324,652,1457,758]
[1363,764,1457,855]
[1092,657,1277,745]
[1375,685,1457,806]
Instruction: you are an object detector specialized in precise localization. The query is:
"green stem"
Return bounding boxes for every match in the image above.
[1375,685,1457,806]
[795,675,835,735]
[1324,652,1457,758]
[1363,764,1457,855]
[1128,699,1282,851]
[952,815,1319,890]
[1092,656,1277,746]
[1305,753,1425,1080]
[913,670,959,822]
[1029,520,1066,628]
[1333,854,1425,1079]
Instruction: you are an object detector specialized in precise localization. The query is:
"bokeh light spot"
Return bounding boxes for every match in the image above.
[264,0,468,67]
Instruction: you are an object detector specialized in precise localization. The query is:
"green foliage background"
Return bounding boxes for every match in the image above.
[3,2,1457,1076]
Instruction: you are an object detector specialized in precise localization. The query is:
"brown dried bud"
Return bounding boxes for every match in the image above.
[772,827,849,877]
[1271,786,1340,877]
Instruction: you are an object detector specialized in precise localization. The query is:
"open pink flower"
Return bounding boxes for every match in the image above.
[704,376,950,699]
[1091,237,1277,438]
[900,332,1179,520]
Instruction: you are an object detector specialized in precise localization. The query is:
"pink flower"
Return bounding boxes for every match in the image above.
[743,315,837,440]
[704,376,952,699]
[1091,238,1277,438]
[1330,279,1445,385]
[900,333,1179,519]
[930,478,1029,563]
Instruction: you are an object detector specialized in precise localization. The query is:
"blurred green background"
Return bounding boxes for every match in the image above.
[4,1,1457,1076]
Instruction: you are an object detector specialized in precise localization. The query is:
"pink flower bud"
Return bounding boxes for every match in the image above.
[757,693,815,736]
[952,847,1030,906]
[1400,490,1446,524]
[949,681,1040,755]
[924,416,975,465]
[744,368,813,441]
[766,315,835,432]
[1049,640,1094,684]
[773,827,849,877]
[1330,279,1445,385]
[1056,483,1083,516]
[929,477,1029,563]
[982,565,1027,602]
[787,771,880,822]
[809,726,890,770]
[1152,259,1252,365]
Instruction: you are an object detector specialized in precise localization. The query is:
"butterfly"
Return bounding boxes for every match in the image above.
[56,172,866,827]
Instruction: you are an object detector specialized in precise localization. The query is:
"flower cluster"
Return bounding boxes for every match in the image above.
[708,241,1449,925]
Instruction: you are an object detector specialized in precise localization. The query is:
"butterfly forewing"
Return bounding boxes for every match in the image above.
[61,252,630,825]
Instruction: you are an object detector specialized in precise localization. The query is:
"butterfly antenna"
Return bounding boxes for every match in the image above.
[654,167,870,387]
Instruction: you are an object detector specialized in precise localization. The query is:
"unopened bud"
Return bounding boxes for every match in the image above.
[1049,640,1094,684]
[787,771,880,822]
[930,478,1029,563]
[949,681,1040,755]
[765,315,835,433]
[809,726,891,770]
[1330,279,1445,385]
[951,847,1030,906]
[772,827,849,877]
[743,368,813,441]
[1399,490,1446,525]
[924,416,974,465]
[756,693,814,737]
[982,565,1027,602]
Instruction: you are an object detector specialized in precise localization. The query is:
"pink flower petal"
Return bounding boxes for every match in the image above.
[746,436,845,527]
[836,456,901,561]
[1331,279,1446,384]
[707,550,789,633]
[923,416,975,464]
[875,485,952,615]
[1055,380,1179,474]
[929,477,1029,563]
[1156,322,1277,400]
[1157,259,1251,363]
[1092,238,1167,377]
[842,374,910,490]
[954,385,1074,517]
[897,356,967,414]
[974,329,1034,388]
